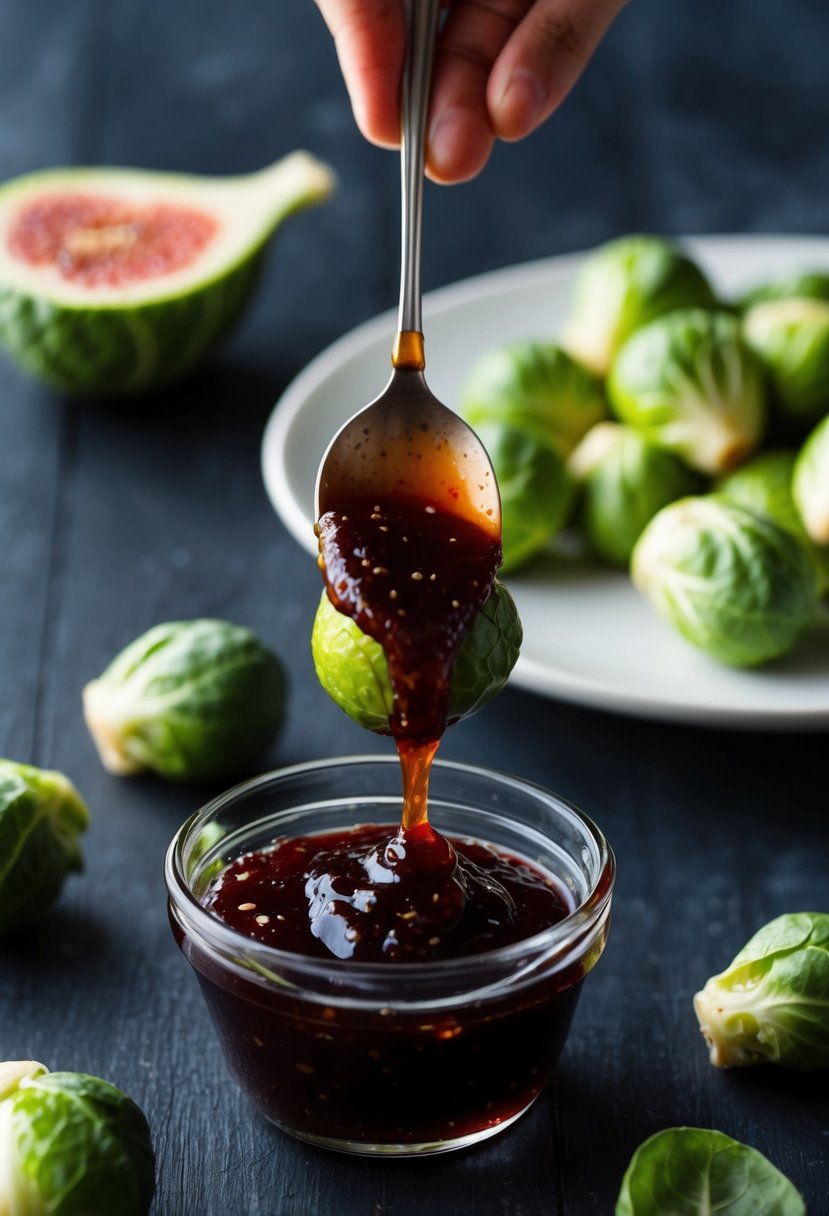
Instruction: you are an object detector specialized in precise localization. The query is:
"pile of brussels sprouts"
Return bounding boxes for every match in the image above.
[461,235,829,667]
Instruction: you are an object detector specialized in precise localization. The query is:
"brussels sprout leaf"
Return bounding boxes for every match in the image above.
[616,1128,805,1216]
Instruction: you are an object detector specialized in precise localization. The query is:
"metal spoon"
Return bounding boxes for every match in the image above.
[315,0,501,540]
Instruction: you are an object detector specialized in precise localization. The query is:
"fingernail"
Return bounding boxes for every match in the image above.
[493,68,546,139]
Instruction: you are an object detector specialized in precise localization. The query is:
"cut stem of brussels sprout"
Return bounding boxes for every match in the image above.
[569,422,700,565]
[562,234,717,377]
[0,1062,155,1215]
[694,912,829,1070]
[743,297,829,427]
[608,310,767,475]
[0,1061,46,1101]
[83,619,286,782]
[793,414,829,545]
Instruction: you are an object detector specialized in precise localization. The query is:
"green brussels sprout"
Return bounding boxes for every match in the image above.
[312,581,522,732]
[568,421,700,565]
[743,297,829,426]
[461,340,606,457]
[738,269,829,310]
[83,619,286,781]
[0,1061,155,1215]
[616,1127,805,1216]
[0,760,89,938]
[631,496,819,667]
[474,420,574,571]
[561,234,717,376]
[694,912,829,1070]
[608,310,767,475]
[719,449,829,593]
[793,413,829,546]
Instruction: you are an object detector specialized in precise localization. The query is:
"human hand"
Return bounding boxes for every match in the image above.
[315,0,628,184]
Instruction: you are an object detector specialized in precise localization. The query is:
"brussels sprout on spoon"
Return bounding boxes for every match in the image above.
[312,581,522,733]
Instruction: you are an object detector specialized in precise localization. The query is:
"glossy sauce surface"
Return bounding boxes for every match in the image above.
[205,823,570,963]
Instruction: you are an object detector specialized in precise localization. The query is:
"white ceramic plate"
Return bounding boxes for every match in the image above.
[262,235,829,729]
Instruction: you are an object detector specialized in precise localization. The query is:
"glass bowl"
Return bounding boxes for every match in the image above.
[165,756,615,1157]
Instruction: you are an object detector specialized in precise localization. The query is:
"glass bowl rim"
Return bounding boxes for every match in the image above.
[165,754,615,983]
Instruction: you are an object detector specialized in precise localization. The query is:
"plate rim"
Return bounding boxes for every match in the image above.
[262,234,829,730]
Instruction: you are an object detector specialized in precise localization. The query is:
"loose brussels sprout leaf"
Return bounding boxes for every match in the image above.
[83,619,286,782]
[631,496,819,667]
[0,760,89,938]
[693,912,829,1070]
[738,269,829,310]
[743,298,829,426]
[793,413,829,546]
[569,422,700,565]
[608,310,767,475]
[616,1127,805,1216]
[0,1062,155,1215]
[561,234,717,376]
[719,449,829,593]
[312,581,522,732]
[474,420,574,571]
[461,340,606,457]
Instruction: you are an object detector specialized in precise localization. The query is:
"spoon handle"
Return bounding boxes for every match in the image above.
[397,0,441,339]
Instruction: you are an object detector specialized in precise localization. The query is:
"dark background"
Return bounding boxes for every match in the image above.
[1,1,828,1213]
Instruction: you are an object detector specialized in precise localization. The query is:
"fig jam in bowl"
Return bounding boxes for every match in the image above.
[165,756,614,1157]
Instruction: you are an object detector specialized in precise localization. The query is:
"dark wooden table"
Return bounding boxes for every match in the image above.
[2,2,828,1213]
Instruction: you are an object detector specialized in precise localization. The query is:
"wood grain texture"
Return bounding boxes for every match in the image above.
[0,1,828,1214]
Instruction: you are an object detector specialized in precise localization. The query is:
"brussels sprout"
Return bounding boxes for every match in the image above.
[561,234,717,376]
[312,581,522,732]
[608,310,767,475]
[793,413,829,545]
[461,340,605,457]
[0,760,88,938]
[631,496,819,667]
[0,1061,155,1215]
[616,1127,805,1216]
[568,422,699,565]
[694,912,829,1070]
[83,619,286,781]
[474,420,574,571]
[738,269,829,310]
[743,297,829,426]
[719,449,829,592]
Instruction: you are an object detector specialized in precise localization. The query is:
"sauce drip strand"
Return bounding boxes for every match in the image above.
[316,495,499,829]
[307,486,508,959]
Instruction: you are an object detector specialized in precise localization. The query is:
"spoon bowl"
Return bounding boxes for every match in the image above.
[315,363,501,536]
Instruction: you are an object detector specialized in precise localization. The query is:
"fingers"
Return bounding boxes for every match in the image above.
[315,0,406,148]
[426,1,528,184]
[487,0,629,141]
[316,0,629,184]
